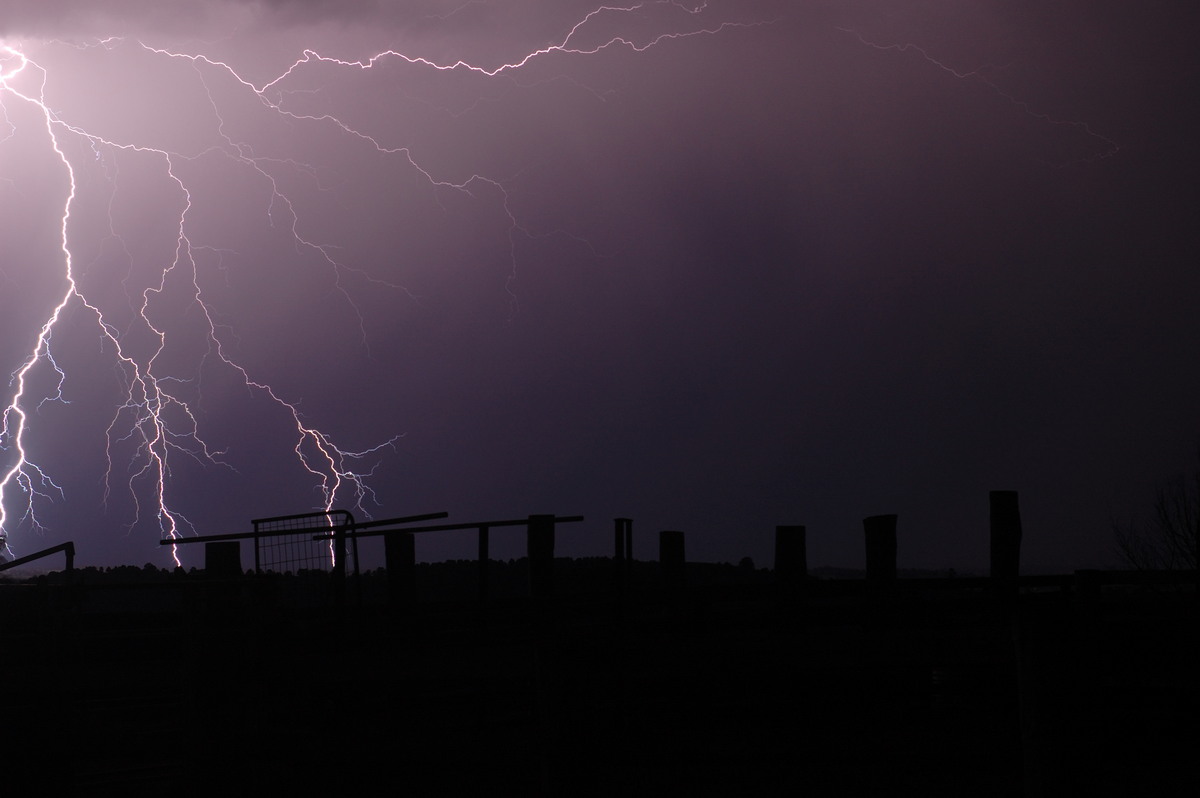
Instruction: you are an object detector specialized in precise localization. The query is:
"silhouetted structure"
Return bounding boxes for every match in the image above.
[3,492,1197,795]
[0,540,74,576]
[385,531,416,607]
[528,514,556,600]
[333,513,584,605]
[990,490,1022,606]
[253,509,356,576]
[204,541,241,579]
[614,517,632,567]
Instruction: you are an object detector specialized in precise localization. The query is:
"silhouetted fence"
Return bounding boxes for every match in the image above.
[252,510,356,575]
[318,513,586,607]
[160,509,447,606]
[162,510,447,571]
[111,490,1187,614]
[0,541,75,576]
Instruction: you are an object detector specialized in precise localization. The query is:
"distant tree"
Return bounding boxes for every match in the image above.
[1114,455,1199,570]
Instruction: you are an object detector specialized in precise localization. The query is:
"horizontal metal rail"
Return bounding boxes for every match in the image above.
[251,509,354,528]
[312,515,585,540]
[159,511,449,546]
[0,541,75,573]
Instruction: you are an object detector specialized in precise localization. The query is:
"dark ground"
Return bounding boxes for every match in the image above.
[2,563,1197,796]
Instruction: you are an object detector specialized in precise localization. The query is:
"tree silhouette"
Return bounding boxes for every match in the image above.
[1114,453,1199,570]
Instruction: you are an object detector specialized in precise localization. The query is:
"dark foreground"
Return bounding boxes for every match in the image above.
[2,568,1197,796]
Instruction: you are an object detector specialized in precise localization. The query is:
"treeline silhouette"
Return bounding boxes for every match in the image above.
[4,557,967,614]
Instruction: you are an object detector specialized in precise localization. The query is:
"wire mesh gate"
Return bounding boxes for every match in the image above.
[250,510,357,607]
[252,510,358,577]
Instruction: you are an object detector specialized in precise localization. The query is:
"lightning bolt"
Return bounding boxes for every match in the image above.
[0,3,763,564]
[838,27,1120,165]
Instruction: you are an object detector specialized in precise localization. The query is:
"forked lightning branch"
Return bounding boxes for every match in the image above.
[0,4,758,562]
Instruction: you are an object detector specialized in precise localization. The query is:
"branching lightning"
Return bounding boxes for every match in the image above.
[0,3,761,563]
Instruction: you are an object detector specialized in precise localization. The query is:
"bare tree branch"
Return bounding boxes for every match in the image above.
[1114,450,1200,570]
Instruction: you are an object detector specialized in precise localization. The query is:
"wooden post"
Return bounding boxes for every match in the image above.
[990,491,1022,580]
[528,514,555,600]
[868,513,897,619]
[205,541,242,579]
[205,540,242,609]
[614,518,632,586]
[863,515,897,625]
[624,519,633,578]
[385,531,416,609]
[331,523,347,608]
[990,491,1022,610]
[614,518,629,561]
[659,530,685,591]
[478,525,490,604]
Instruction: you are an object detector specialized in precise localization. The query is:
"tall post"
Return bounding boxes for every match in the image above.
[385,531,416,609]
[478,525,490,604]
[205,540,242,610]
[659,530,685,591]
[332,523,347,607]
[863,515,897,623]
[205,541,242,579]
[528,514,556,600]
[775,524,807,599]
[614,518,628,561]
[990,491,1022,604]
[625,519,633,575]
[614,517,633,586]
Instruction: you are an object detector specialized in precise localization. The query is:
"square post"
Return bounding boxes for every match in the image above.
[385,531,416,609]
[478,525,490,604]
[528,514,556,600]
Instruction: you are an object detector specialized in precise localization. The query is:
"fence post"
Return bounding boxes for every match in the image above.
[528,514,556,600]
[625,520,633,567]
[659,530,685,591]
[478,525,490,605]
[332,523,347,607]
[990,491,1022,606]
[614,518,633,587]
[205,541,242,609]
[385,532,416,609]
[205,541,242,578]
[863,514,897,602]
[775,525,807,600]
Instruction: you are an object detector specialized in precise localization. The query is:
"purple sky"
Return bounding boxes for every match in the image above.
[2,1,1197,572]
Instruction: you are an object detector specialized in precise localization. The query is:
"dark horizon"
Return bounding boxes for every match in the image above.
[3,522,1195,795]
